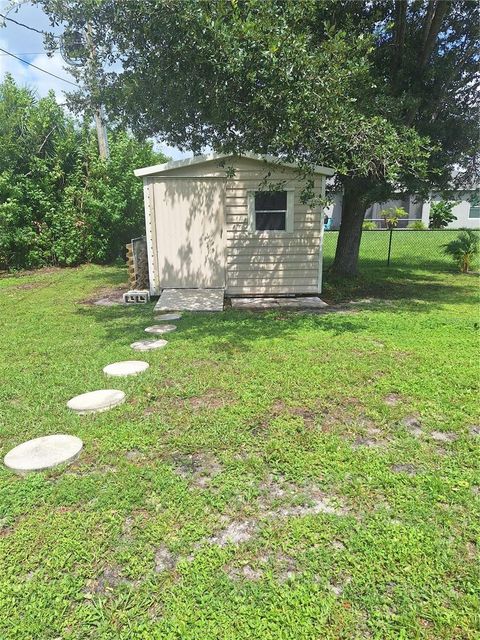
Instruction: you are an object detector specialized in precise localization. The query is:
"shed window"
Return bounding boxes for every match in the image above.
[249,190,294,232]
[469,206,480,219]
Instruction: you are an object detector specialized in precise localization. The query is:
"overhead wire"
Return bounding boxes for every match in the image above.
[0,12,60,38]
[0,47,78,86]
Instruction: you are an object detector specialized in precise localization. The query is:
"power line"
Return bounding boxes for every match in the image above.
[0,52,45,55]
[0,47,78,87]
[0,12,60,38]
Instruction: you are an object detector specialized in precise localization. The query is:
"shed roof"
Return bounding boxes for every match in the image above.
[134,152,335,178]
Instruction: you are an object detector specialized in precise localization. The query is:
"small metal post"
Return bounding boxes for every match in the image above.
[387,227,393,266]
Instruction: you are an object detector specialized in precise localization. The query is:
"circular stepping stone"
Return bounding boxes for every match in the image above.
[131,339,168,352]
[145,324,176,335]
[4,434,83,475]
[103,360,149,377]
[154,313,182,321]
[67,389,125,415]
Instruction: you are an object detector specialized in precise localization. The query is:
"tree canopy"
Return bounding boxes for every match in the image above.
[37,0,479,275]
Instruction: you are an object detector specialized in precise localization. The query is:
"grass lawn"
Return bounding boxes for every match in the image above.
[0,259,479,639]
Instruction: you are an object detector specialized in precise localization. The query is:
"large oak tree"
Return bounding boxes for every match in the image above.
[38,0,479,275]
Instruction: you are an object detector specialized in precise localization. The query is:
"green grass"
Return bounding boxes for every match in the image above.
[323,229,480,274]
[0,261,479,640]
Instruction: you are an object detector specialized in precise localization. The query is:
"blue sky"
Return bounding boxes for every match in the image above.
[0,2,186,160]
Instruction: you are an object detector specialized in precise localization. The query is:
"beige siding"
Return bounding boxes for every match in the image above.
[222,160,323,295]
[150,178,226,291]
[145,156,325,296]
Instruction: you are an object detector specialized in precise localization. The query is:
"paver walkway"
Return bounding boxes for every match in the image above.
[155,288,224,312]
[231,296,328,310]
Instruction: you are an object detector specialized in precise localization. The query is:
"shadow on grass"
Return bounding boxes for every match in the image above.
[322,261,479,305]
[73,261,479,352]
[74,301,369,353]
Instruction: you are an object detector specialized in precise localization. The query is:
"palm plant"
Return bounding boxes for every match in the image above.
[442,229,479,273]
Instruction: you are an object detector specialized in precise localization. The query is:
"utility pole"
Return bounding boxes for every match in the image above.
[85,23,109,160]
[92,103,110,160]
[60,22,109,160]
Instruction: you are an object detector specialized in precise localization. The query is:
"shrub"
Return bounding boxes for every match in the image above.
[381,207,408,229]
[408,220,427,230]
[442,229,479,272]
[0,75,167,270]
[429,200,457,229]
[362,220,377,231]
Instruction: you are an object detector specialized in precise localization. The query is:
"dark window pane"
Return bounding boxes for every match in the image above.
[255,191,287,211]
[255,211,286,231]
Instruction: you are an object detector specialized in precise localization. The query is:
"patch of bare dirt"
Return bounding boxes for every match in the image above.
[224,563,263,582]
[430,431,458,443]
[85,566,138,596]
[11,282,43,291]
[331,539,346,551]
[209,519,258,547]
[352,435,388,449]
[125,449,144,461]
[2,266,60,279]
[384,393,401,407]
[268,401,321,428]
[258,475,349,518]
[224,551,299,583]
[402,415,423,437]
[184,390,233,411]
[154,544,178,573]
[391,463,418,476]
[327,575,352,596]
[468,425,480,437]
[79,285,127,306]
[172,452,223,488]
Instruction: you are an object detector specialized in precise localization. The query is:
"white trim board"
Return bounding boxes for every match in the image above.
[134,152,335,178]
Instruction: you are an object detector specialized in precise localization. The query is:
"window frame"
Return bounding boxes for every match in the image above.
[468,205,480,219]
[248,188,295,234]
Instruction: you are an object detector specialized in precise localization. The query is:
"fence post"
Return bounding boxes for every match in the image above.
[387,228,393,266]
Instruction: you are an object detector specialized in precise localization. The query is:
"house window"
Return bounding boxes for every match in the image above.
[469,192,480,218]
[249,190,294,232]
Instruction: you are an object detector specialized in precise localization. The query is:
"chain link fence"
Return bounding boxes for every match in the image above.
[323,229,480,272]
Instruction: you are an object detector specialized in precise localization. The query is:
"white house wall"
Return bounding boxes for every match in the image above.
[327,190,479,230]
[421,193,480,229]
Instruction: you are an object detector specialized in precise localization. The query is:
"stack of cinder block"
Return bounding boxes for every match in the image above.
[126,242,136,289]
[124,237,150,304]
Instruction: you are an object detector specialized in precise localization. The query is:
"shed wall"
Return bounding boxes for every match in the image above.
[145,156,325,296]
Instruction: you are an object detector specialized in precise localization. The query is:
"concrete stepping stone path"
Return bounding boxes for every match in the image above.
[145,324,176,334]
[103,361,149,377]
[67,389,125,414]
[131,338,168,352]
[4,434,83,474]
[154,313,182,321]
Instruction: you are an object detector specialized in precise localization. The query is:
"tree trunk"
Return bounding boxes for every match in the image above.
[330,181,368,277]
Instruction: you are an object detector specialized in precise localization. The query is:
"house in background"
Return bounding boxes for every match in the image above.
[134,154,334,298]
[326,190,480,230]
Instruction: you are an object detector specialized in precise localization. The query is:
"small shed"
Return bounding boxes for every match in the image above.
[134,153,334,297]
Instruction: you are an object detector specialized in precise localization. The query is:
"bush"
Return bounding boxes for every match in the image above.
[0,75,167,270]
[442,229,479,272]
[408,220,427,230]
[362,220,377,231]
[429,200,457,229]
[381,206,408,229]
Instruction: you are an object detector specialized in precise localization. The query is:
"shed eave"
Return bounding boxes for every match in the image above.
[134,152,335,178]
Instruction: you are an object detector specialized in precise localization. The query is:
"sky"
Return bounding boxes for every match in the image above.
[0,2,187,160]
